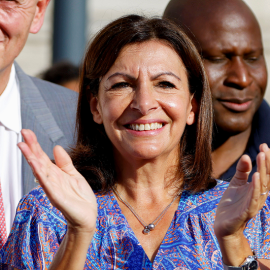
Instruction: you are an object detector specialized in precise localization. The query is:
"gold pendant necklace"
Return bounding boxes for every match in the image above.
[112,186,181,235]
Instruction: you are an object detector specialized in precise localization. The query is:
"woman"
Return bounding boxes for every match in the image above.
[1,15,270,269]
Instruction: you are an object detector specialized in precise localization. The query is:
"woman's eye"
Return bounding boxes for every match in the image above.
[158,81,175,88]
[111,82,131,89]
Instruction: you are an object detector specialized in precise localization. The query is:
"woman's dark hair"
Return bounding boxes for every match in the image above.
[70,14,215,193]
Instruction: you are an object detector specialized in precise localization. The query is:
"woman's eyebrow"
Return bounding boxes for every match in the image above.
[106,73,136,81]
[106,72,181,82]
[151,72,181,81]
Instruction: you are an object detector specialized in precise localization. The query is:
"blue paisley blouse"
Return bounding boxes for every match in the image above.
[1,181,270,269]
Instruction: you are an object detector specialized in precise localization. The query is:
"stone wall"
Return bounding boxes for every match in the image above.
[16,0,270,101]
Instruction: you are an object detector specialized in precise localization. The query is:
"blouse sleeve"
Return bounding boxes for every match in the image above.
[0,187,67,270]
[244,194,270,259]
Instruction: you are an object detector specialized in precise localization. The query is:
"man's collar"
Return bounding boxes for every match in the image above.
[0,64,21,134]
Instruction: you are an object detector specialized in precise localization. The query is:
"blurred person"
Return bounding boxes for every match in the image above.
[163,0,269,182]
[0,0,77,247]
[40,61,80,92]
[1,15,270,270]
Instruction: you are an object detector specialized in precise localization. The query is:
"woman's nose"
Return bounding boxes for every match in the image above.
[224,56,253,90]
[130,83,158,115]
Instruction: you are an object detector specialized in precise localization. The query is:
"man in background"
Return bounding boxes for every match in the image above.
[40,61,80,92]
[163,0,269,181]
[0,0,77,246]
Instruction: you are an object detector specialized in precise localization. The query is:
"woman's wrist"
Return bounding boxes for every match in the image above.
[49,227,95,270]
[217,232,254,267]
[66,227,95,248]
[67,223,96,237]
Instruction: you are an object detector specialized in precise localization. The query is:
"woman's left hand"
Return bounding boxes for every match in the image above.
[214,143,270,268]
[215,143,270,238]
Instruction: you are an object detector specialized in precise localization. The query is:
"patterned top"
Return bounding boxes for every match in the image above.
[1,181,270,270]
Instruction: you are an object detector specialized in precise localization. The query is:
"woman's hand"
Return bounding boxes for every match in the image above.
[19,129,98,269]
[18,129,97,234]
[214,143,270,268]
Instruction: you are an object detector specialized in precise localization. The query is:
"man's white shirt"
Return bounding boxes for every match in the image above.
[0,64,22,235]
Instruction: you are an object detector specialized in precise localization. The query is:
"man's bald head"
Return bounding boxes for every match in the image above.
[164,0,267,137]
[163,0,260,50]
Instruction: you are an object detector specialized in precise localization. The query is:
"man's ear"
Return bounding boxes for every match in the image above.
[30,0,51,34]
[186,96,198,126]
[90,94,103,124]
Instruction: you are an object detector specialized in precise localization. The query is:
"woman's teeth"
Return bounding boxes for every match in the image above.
[129,123,163,131]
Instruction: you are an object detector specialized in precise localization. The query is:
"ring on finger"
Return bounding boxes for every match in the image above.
[260,190,269,196]
[34,178,39,184]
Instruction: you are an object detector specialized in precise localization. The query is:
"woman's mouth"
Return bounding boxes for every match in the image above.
[127,122,164,131]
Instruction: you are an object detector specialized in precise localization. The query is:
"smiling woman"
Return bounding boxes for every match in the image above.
[91,40,196,167]
[1,14,270,270]
[74,14,213,194]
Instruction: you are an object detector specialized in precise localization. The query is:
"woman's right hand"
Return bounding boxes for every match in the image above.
[18,129,97,235]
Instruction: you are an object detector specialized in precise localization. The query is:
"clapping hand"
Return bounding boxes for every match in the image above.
[214,144,270,268]
[18,129,97,234]
[215,143,270,238]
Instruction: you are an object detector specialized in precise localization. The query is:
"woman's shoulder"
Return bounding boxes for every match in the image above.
[16,185,66,225]
[94,190,121,216]
[180,180,228,213]
[17,185,51,213]
[22,185,50,205]
[0,186,67,269]
[20,185,47,205]
[22,187,117,220]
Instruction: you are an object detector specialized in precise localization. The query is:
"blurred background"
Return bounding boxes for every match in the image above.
[16,0,270,100]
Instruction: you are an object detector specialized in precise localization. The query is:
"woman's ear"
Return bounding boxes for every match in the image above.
[90,94,103,124]
[186,96,198,126]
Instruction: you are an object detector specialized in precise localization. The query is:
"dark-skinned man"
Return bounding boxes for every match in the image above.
[164,0,269,182]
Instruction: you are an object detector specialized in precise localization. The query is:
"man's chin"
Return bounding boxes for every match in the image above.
[214,120,252,136]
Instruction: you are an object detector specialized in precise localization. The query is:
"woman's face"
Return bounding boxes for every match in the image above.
[90,40,196,162]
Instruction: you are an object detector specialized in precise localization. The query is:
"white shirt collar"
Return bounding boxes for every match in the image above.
[0,64,21,134]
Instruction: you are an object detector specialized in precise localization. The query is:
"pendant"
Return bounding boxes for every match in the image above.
[143,227,150,235]
[143,223,155,235]
[148,223,155,231]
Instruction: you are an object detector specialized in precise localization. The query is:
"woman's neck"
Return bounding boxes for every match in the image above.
[114,151,181,204]
[112,148,182,262]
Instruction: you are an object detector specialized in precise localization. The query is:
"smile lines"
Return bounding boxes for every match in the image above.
[128,123,163,131]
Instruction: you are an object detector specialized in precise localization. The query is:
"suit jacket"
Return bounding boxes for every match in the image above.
[15,63,78,195]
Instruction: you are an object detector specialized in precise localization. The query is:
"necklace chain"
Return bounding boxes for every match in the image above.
[112,186,181,235]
